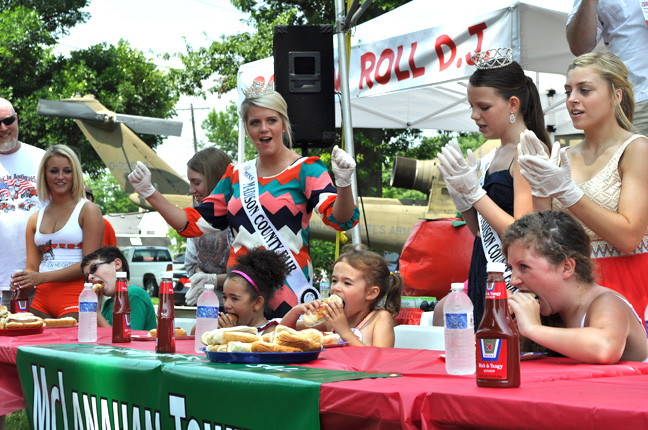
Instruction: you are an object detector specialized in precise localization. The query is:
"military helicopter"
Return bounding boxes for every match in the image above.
[37,95,193,210]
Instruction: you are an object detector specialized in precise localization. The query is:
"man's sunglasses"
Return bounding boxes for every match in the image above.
[0,115,16,126]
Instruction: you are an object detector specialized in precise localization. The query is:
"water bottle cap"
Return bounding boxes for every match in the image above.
[450,282,465,292]
[205,284,215,291]
[486,262,506,273]
[116,271,127,278]
[84,283,93,288]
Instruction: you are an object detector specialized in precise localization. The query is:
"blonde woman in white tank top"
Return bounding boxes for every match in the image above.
[519,52,648,322]
[12,145,103,319]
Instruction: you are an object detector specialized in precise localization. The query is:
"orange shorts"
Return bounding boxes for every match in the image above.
[30,278,84,318]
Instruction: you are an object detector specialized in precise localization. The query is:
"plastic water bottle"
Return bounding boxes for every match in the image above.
[195,284,219,353]
[78,282,98,342]
[319,273,330,299]
[444,282,475,375]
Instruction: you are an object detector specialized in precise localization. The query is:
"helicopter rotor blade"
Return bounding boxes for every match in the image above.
[115,114,183,137]
[37,99,184,137]
[37,99,105,122]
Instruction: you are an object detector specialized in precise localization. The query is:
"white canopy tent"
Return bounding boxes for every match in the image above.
[236,0,578,156]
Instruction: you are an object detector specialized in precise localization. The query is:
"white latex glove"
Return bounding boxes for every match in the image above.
[445,184,472,213]
[518,149,584,207]
[518,130,561,166]
[437,142,469,177]
[331,145,356,187]
[186,272,219,306]
[127,161,156,198]
[438,146,486,205]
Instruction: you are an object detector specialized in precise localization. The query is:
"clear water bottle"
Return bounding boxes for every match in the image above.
[444,282,475,375]
[79,282,98,342]
[319,273,330,299]
[195,284,219,353]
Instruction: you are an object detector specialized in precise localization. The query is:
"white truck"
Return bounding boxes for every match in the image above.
[121,246,174,297]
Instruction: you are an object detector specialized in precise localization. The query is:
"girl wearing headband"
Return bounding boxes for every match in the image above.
[218,248,291,334]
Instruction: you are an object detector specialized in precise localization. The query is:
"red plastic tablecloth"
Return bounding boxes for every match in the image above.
[2,327,648,429]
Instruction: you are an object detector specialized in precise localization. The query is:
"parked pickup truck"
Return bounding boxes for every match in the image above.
[121,246,189,305]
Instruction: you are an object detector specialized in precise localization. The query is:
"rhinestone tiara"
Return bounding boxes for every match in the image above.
[471,48,513,70]
[242,80,275,98]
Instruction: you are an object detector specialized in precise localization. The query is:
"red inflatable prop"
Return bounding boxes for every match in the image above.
[399,218,473,300]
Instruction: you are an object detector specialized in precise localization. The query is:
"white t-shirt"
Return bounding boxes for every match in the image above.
[0,142,45,291]
[568,0,648,102]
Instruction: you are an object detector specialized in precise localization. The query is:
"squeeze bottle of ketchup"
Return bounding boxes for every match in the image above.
[10,270,29,314]
[112,272,131,343]
[155,272,176,353]
[476,262,520,388]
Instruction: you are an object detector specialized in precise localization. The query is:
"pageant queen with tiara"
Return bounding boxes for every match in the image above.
[434,48,552,327]
[128,81,360,318]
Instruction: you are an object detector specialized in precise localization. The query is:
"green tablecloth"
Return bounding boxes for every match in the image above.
[17,344,395,430]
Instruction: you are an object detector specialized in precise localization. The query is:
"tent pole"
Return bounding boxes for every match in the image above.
[335,0,361,246]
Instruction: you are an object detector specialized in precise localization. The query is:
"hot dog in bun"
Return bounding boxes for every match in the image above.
[303,294,344,327]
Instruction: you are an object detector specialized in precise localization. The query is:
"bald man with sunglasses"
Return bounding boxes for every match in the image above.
[0,98,45,308]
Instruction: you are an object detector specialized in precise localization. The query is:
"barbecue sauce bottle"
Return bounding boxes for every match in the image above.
[155,272,175,353]
[476,262,520,388]
[112,272,131,343]
[10,269,29,314]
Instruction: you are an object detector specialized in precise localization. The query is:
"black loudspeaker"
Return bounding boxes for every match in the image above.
[274,25,336,148]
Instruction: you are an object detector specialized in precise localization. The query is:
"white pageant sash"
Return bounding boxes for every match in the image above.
[476,150,513,289]
[239,159,318,303]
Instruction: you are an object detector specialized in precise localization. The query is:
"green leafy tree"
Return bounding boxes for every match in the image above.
[84,172,139,214]
[201,100,256,161]
[0,4,179,178]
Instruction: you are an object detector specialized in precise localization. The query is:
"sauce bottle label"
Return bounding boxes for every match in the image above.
[122,314,132,338]
[15,300,29,313]
[160,281,174,295]
[485,281,507,299]
[477,338,508,380]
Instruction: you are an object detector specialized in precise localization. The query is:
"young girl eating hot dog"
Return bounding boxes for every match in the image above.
[217,249,291,334]
[280,245,404,347]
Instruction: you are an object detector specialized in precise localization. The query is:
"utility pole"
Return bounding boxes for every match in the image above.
[190,104,198,153]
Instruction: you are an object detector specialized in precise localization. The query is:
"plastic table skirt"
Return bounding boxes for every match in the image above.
[2,327,648,429]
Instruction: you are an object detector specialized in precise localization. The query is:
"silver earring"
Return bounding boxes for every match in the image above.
[509,113,515,124]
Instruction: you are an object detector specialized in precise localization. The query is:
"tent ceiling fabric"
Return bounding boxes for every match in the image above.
[237,0,577,135]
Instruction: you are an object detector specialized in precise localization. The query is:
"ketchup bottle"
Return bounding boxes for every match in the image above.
[476,262,520,388]
[112,272,131,343]
[155,272,175,353]
[10,270,29,314]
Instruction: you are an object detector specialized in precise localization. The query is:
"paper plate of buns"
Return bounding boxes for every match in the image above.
[0,307,45,335]
[202,324,325,364]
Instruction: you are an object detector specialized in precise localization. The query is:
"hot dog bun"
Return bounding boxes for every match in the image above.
[302,294,344,327]
[274,330,322,352]
[4,313,44,329]
[44,317,77,327]
[201,325,260,345]
[250,340,301,353]
[148,327,187,338]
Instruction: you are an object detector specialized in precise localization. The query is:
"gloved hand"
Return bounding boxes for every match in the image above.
[518,130,561,165]
[331,145,356,187]
[127,161,156,198]
[518,149,584,207]
[438,144,486,206]
[185,272,219,306]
